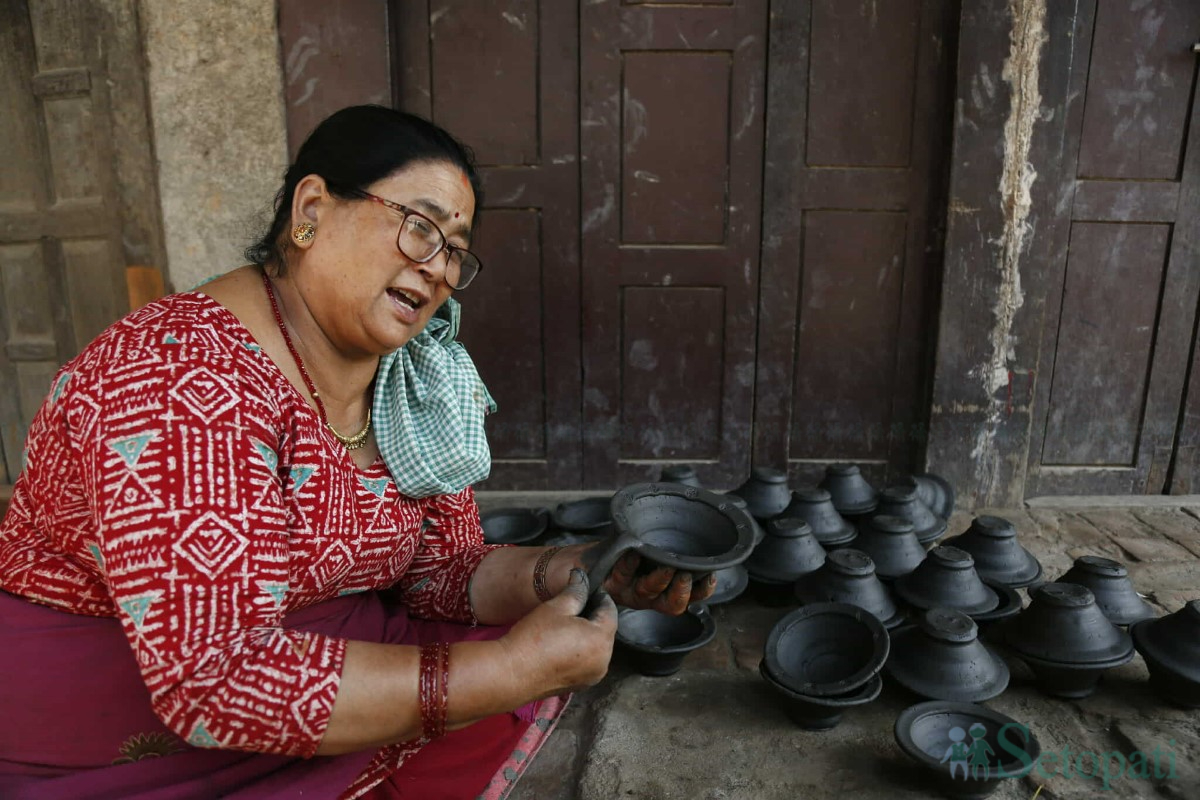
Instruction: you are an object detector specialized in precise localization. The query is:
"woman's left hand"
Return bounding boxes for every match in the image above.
[600,551,717,615]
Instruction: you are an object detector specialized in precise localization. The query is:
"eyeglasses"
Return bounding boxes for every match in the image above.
[345,188,483,290]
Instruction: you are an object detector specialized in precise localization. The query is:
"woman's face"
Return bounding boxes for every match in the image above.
[294,159,476,355]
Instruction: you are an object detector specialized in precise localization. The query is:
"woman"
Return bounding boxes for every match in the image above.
[0,105,714,799]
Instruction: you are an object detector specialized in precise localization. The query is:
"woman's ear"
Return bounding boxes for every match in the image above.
[290,174,328,230]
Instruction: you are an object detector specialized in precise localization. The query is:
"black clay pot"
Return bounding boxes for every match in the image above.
[894,546,999,616]
[794,549,904,629]
[996,583,1134,698]
[542,531,608,548]
[941,515,1043,589]
[781,487,857,548]
[745,518,826,585]
[729,466,793,521]
[725,495,766,547]
[763,602,890,697]
[818,464,879,516]
[886,610,1010,703]
[1054,556,1155,626]
[876,485,947,545]
[659,464,703,488]
[852,515,927,581]
[480,506,550,546]
[616,605,717,676]
[970,581,1024,627]
[894,701,1041,800]
[760,662,882,731]
[706,564,749,605]
[910,473,955,520]
[584,484,757,604]
[1131,600,1200,708]
[551,497,614,537]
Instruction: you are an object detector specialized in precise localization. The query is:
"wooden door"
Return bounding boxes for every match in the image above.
[579,0,769,488]
[753,0,957,488]
[392,1,583,490]
[0,0,161,484]
[1025,0,1200,496]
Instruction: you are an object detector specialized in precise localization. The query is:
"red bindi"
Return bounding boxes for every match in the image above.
[454,212,460,219]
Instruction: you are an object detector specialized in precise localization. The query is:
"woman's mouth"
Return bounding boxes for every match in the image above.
[387,287,424,322]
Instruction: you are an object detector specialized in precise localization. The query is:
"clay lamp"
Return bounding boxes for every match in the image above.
[940,515,1043,589]
[762,602,890,697]
[1054,556,1156,626]
[817,464,879,517]
[582,484,757,607]
[1131,599,1200,708]
[894,701,1041,799]
[970,582,1024,628]
[726,495,766,547]
[659,464,702,488]
[885,609,1010,703]
[480,506,550,546]
[894,546,999,616]
[852,515,927,582]
[760,662,882,731]
[551,496,615,538]
[706,564,749,606]
[615,604,716,677]
[745,518,826,606]
[781,487,857,549]
[910,472,955,520]
[995,583,1134,698]
[876,484,947,545]
[728,466,793,522]
[794,548,905,630]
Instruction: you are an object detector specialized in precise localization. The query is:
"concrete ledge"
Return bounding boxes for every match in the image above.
[1026,495,1200,508]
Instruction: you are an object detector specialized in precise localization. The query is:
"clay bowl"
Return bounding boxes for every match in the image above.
[726,495,766,547]
[894,701,1040,800]
[760,662,882,731]
[818,464,879,517]
[781,487,857,548]
[763,602,890,697]
[852,515,927,581]
[706,564,749,605]
[970,581,1024,628]
[551,497,614,537]
[941,515,1043,589]
[729,466,793,522]
[894,546,999,616]
[584,484,757,602]
[1131,599,1200,708]
[885,609,1010,703]
[541,531,609,548]
[995,583,1134,698]
[659,464,702,488]
[1054,556,1155,626]
[794,548,905,629]
[480,506,550,546]
[616,604,717,676]
[876,484,947,545]
[745,518,827,585]
[910,472,955,520]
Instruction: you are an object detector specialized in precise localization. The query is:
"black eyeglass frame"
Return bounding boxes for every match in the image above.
[341,187,484,290]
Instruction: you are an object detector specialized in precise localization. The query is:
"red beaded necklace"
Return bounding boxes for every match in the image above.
[261,270,372,450]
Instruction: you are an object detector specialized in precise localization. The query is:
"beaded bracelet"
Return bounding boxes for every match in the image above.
[418,642,450,739]
[533,546,564,602]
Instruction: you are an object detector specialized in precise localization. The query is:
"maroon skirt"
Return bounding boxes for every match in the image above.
[0,589,563,799]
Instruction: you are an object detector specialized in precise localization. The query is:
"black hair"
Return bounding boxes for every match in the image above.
[246,105,483,273]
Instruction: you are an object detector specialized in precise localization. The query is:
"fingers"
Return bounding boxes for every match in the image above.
[584,588,619,630]
[549,567,590,615]
[607,551,641,589]
[689,572,718,604]
[651,570,693,615]
[633,565,674,602]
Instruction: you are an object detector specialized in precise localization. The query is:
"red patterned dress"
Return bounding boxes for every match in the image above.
[0,293,558,799]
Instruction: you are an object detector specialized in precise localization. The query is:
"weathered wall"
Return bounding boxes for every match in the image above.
[138,0,288,292]
[925,0,1079,508]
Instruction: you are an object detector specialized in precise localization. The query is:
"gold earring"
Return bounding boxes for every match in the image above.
[292,222,316,243]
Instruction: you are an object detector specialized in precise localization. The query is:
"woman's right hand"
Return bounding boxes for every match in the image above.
[499,569,618,699]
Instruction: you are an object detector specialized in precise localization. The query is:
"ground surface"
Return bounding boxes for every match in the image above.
[475,496,1200,800]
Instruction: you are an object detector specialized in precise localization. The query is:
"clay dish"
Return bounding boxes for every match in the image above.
[1054,555,1155,626]
[781,487,857,548]
[480,506,550,546]
[551,497,614,537]
[1131,599,1200,708]
[794,548,904,629]
[729,466,793,521]
[818,464,879,516]
[885,609,1010,703]
[941,515,1043,589]
[763,602,890,697]
[876,484,947,545]
[616,605,717,677]
[761,664,882,731]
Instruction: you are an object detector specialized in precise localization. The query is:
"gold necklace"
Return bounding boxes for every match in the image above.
[264,272,373,451]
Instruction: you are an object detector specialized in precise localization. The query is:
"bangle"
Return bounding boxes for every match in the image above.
[533,546,564,602]
[419,642,450,739]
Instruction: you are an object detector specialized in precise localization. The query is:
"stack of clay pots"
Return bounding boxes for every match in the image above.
[759,602,889,730]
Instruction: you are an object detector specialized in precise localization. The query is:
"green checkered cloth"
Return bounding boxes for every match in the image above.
[373,297,497,498]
